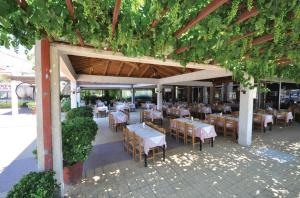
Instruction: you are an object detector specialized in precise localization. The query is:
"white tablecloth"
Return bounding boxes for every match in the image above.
[287,112,293,122]
[171,118,217,142]
[145,110,163,120]
[127,123,166,155]
[254,113,273,127]
[199,106,212,114]
[111,111,128,124]
[97,106,108,112]
[142,103,156,109]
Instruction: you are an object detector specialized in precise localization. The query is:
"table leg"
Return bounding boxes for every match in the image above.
[144,153,148,167]
[269,123,272,131]
[263,127,266,133]
[211,137,213,147]
[199,140,202,151]
[163,145,165,161]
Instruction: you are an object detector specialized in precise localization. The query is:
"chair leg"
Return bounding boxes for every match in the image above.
[192,136,195,148]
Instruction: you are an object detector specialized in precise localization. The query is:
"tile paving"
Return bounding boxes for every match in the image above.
[65,112,300,198]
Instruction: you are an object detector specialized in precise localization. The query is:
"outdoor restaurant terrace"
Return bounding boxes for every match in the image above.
[1,0,300,197]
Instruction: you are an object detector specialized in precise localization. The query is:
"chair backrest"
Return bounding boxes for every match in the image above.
[231,111,239,117]
[185,123,194,135]
[216,117,226,126]
[256,109,265,113]
[158,127,166,134]
[170,119,177,129]
[225,118,237,129]
[123,127,129,141]
[177,121,185,132]
[206,114,216,124]
[253,114,263,122]
[133,132,142,147]
[127,129,134,141]
[276,111,287,119]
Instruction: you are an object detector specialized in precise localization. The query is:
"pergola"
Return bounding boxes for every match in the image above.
[11,0,291,195]
[35,39,256,195]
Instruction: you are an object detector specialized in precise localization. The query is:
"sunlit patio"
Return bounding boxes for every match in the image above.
[64,111,300,198]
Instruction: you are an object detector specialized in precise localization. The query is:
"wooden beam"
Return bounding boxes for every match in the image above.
[175,46,192,55]
[153,66,170,77]
[229,31,255,43]
[252,34,273,46]
[159,70,232,84]
[77,74,159,84]
[60,54,78,81]
[112,0,122,35]
[116,62,124,75]
[149,8,169,30]
[54,43,227,71]
[65,0,84,46]
[174,0,229,38]
[124,62,139,69]
[128,66,136,77]
[236,7,259,24]
[139,65,151,77]
[104,60,110,75]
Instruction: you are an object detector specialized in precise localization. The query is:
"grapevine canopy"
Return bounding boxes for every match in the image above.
[1,0,300,86]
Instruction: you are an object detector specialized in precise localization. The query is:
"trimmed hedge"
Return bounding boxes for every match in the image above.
[6,171,59,198]
[65,106,93,120]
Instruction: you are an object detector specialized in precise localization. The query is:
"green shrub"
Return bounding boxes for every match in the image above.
[61,97,71,112]
[62,117,98,167]
[65,106,93,120]
[6,171,59,198]
[27,101,36,110]
[0,101,11,108]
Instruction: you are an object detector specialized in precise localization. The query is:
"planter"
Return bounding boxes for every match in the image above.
[63,162,83,184]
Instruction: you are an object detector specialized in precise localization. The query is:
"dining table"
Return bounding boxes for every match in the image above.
[254,112,273,131]
[171,118,217,150]
[110,111,128,124]
[144,109,163,120]
[127,123,166,167]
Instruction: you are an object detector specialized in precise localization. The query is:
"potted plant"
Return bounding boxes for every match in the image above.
[62,116,98,184]
[6,171,59,198]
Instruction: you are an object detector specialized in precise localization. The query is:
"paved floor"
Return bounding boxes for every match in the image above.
[65,112,300,198]
[0,109,37,198]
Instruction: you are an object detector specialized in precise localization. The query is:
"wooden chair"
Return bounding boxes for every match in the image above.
[144,111,151,122]
[140,110,144,122]
[134,133,156,162]
[276,111,287,127]
[108,113,115,129]
[253,114,264,132]
[169,119,177,139]
[127,130,135,158]
[177,121,186,144]
[225,118,238,141]
[122,127,129,152]
[256,109,265,114]
[206,114,216,125]
[215,117,226,136]
[231,111,239,117]
[186,123,200,148]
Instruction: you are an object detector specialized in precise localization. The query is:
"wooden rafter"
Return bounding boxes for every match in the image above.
[139,65,150,77]
[174,0,229,38]
[159,66,180,75]
[276,58,292,65]
[66,0,84,46]
[229,31,255,43]
[128,66,136,77]
[236,7,259,24]
[154,66,170,77]
[103,60,110,75]
[112,0,122,35]
[124,62,139,69]
[175,46,192,55]
[252,34,273,46]
[116,62,124,75]
[149,8,169,30]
